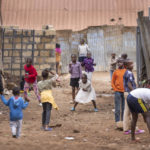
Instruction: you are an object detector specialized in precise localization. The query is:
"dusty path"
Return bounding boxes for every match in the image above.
[0,72,149,150]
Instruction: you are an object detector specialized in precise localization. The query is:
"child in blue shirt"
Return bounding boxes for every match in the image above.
[0,87,29,138]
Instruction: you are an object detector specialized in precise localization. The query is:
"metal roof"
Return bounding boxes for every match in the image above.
[1,0,150,31]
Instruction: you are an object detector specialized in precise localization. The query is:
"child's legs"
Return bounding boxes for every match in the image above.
[142,112,150,133]
[24,82,30,98]
[42,103,47,126]
[72,87,75,101]
[92,100,97,109]
[114,92,121,122]
[131,112,138,140]
[16,120,22,138]
[74,102,78,109]
[33,80,41,102]
[121,93,125,121]
[45,103,52,126]
[123,99,131,131]
[10,121,17,136]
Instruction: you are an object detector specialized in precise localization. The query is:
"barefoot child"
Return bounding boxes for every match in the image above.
[69,54,82,103]
[37,69,59,131]
[127,88,150,141]
[82,52,96,81]
[0,87,29,138]
[24,57,41,105]
[71,73,98,112]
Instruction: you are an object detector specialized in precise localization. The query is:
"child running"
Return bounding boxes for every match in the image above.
[0,87,29,138]
[37,69,59,131]
[69,54,82,103]
[82,52,96,81]
[24,57,41,105]
[71,73,98,112]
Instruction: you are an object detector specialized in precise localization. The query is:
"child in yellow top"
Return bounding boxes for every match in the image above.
[37,69,59,131]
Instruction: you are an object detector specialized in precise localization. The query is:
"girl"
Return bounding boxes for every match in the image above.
[55,43,61,75]
[24,57,41,105]
[82,52,96,81]
[37,69,59,131]
[71,74,98,112]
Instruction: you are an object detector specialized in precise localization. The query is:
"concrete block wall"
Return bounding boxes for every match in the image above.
[0,26,56,76]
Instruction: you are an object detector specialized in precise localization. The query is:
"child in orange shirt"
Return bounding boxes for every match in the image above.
[111,59,126,126]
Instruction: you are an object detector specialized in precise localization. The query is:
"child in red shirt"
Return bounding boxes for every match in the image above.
[24,58,41,105]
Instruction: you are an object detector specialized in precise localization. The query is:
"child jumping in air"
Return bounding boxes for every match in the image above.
[0,87,29,138]
[24,57,41,105]
[71,73,98,112]
[37,69,59,131]
[82,52,96,81]
[69,54,82,103]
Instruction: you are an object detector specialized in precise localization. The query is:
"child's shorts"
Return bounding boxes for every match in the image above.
[70,78,80,88]
[78,56,86,63]
[127,94,148,113]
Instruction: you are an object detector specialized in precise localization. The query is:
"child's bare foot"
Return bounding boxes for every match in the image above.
[131,137,141,143]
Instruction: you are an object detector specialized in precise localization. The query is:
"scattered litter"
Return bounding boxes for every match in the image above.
[112,109,115,112]
[83,139,88,142]
[65,137,74,140]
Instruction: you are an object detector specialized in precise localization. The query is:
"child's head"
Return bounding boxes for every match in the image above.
[121,53,128,60]
[80,39,85,45]
[13,87,20,96]
[87,52,91,58]
[71,54,77,63]
[125,60,134,70]
[82,73,88,83]
[26,57,32,67]
[42,70,49,79]
[111,53,116,58]
[56,43,60,48]
[117,59,124,69]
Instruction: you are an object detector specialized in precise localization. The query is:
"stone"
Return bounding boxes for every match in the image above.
[15,44,21,49]
[4,44,12,49]
[4,51,8,56]
[27,44,32,49]
[23,37,29,43]
[3,57,11,63]
[37,43,44,50]
[23,51,32,57]
[34,51,39,56]
[45,29,56,36]
[4,29,13,36]
[35,57,43,64]
[12,63,20,69]
[41,37,52,43]
[13,51,20,57]
[35,37,41,43]
[4,38,9,43]
[35,30,43,36]
[14,38,21,43]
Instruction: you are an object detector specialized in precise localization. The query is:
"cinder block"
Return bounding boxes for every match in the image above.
[34,51,39,56]
[4,44,12,49]
[35,30,43,36]
[37,43,44,50]
[23,37,29,43]
[12,63,20,69]
[13,51,20,57]
[4,51,8,56]
[14,38,21,43]
[35,37,41,43]
[40,64,50,70]
[45,29,56,36]
[23,51,32,57]
[4,38,9,43]
[41,37,52,43]
[13,71,20,76]
[3,57,11,63]
[4,29,13,36]
[27,44,32,49]
[40,51,49,56]
[45,43,55,49]
[15,44,21,49]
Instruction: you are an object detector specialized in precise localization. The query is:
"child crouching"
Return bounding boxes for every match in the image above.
[71,73,98,112]
[0,87,29,138]
[37,69,59,131]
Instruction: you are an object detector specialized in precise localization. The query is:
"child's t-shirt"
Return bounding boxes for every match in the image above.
[79,80,91,92]
[83,58,94,72]
[111,69,126,92]
[78,44,89,57]
[0,95,28,121]
[24,64,37,83]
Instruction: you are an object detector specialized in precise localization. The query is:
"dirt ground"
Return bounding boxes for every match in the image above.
[0,72,150,150]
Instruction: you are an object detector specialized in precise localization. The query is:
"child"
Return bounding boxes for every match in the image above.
[71,73,98,112]
[24,57,41,105]
[123,60,144,135]
[78,39,89,63]
[82,52,96,81]
[69,54,82,103]
[0,70,4,94]
[111,59,126,127]
[127,88,150,141]
[0,87,29,138]
[55,43,61,75]
[37,69,59,131]
[110,53,117,80]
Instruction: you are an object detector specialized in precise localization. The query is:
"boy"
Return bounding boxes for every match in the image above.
[82,52,96,81]
[0,87,29,138]
[123,60,144,134]
[111,59,126,127]
[38,69,59,131]
[127,88,150,141]
[69,54,82,103]
[110,53,117,80]
[24,57,41,105]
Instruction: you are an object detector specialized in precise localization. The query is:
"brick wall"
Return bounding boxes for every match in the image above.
[0,26,56,77]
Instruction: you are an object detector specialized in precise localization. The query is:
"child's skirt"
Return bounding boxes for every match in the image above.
[75,86,96,104]
[41,90,58,110]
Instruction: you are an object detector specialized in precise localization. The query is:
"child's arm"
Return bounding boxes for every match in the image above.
[22,99,29,109]
[69,63,72,74]
[79,63,82,79]
[0,95,10,106]
[111,72,116,90]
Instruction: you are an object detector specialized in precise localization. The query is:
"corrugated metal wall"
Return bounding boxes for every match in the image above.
[57,26,136,73]
[1,0,150,30]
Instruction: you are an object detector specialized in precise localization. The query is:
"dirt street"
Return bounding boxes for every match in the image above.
[0,72,149,150]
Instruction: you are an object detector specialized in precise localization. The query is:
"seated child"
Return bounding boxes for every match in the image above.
[71,73,98,112]
[0,87,29,138]
[37,69,59,131]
